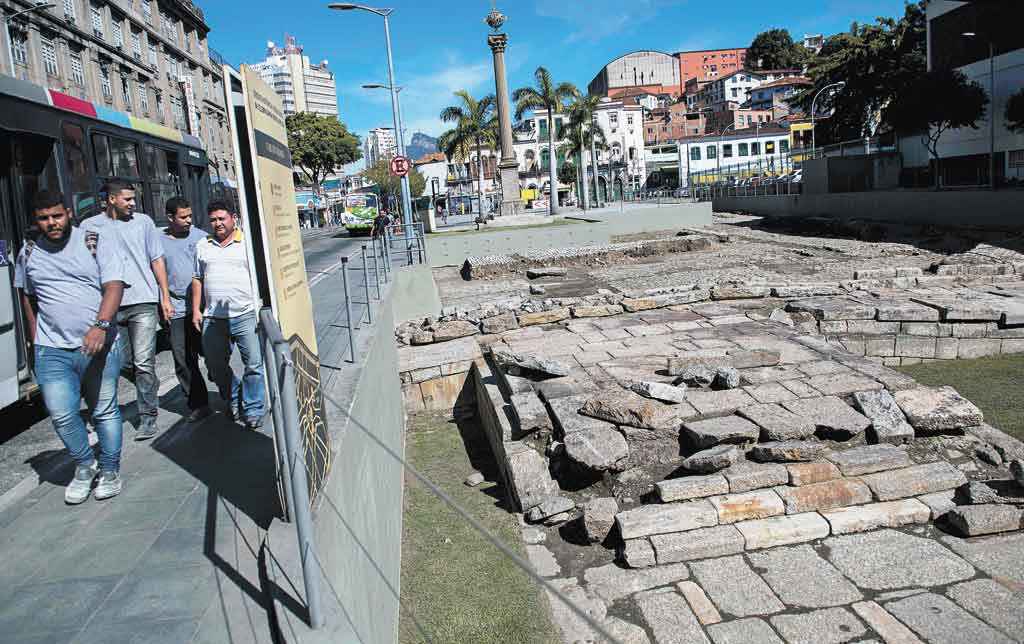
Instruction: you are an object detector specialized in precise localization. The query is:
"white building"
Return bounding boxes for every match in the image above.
[694,69,802,111]
[899,1,1024,185]
[644,127,794,187]
[364,127,397,166]
[249,34,338,117]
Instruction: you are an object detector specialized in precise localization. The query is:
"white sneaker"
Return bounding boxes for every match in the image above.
[94,470,123,500]
[65,460,98,504]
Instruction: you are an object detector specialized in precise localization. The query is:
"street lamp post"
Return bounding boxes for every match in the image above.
[810,81,846,158]
[330,3,414,259]
[962,32,996,190]
[4,2,55,77]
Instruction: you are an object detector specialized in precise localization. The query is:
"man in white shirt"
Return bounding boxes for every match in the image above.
[191,201,265,428]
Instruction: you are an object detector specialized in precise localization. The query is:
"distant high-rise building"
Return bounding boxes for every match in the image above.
[364,127,397,166]
[249,34,338,117]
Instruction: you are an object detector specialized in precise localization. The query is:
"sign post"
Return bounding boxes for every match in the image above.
[236,66,331,502]
[389,155,410,177]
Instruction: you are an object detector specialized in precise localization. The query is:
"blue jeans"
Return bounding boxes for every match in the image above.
[201,312,265,420]
[117,303,160,423]
[35,343,123,471]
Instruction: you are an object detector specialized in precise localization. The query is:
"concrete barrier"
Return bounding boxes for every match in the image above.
[713,191,1024,232]
[392,263,442,323]
[426,202,713,267]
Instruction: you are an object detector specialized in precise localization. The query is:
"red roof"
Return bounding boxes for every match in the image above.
[414,152,446,165]
[756,76,812,90]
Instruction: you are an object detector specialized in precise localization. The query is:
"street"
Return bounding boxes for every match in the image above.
[0,228,368,506]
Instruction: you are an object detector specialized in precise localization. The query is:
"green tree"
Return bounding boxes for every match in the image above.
[747,28,808,70]
[560,92,608,207]
[1007,89,1024,133]
[792,2,927,144]
[513,67,578,214]
[438,90,497,207]
[886,68,988,189]
[557,160,577,191]
[364,159,426,206]
[285,112,361,190]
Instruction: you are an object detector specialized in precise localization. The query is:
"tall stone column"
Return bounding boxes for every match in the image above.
[488,32,522,217]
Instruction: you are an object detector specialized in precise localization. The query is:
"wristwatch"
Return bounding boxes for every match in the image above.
[92,319,112,330]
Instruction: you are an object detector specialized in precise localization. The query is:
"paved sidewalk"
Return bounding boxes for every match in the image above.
[0,389,281,643]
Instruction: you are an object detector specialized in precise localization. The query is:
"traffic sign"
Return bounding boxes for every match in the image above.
[389,155,411,177]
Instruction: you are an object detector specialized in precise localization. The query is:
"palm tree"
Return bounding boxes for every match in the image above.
[513,67,577,214]
[439,90,497,213]
[562,92,606,208]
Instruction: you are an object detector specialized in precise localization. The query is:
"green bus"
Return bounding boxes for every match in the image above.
[343,193,379,235]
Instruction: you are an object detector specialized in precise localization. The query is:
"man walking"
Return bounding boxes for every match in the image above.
[161,197,210,423]
[191,201,265,428]
[17,190,126,503]
[82,180,172,440]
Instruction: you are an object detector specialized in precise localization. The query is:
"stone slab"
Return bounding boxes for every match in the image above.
[707,618,784,644]
[825,529,975,590]
[850,390,915,445]
[526,545,561,577]
[805,373,884,397]
[738,403,816,441]
[748,544,862,609]
[965,424,1024,461]
[582,497,619,544]
[750,440,829,463]
[676,580,722,626]
[507,447,560,510]
[635,588,711,644]
[580,390,680,430]
[616,500,719,539]
[786,461,841,486]
[689,554,785,618]
[543,579,608,643]
[682,445,743,473]
[685,389,758,418]
[892,386,984,435]
[721,461,789,493]
[656,474,729,503]
[850,601,924,644]
[782,397,871,441]
[509,392,554,438]
[622,539,656,568]
[564,425,629,471]
[682,416,761,450]
[947,505,1023,537]
[650,525,746,565]
[744,383,798,404]
[398,336,483,372]
[860,461,967,501]
[547,395,615,435]
[710,489,786,524]
[769,607,867,644]
[884,593,1014,644]
[947,579,1024,641]
[917,490,956,520]
[774,478,873,514]
[826,444,912,476]
[582,562,691,602]
[821,499,931,535]
[735,512,830,550]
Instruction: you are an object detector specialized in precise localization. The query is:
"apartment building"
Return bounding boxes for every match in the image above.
[249,34,339,118]
[0,0,236,184]
[364,126,397,166]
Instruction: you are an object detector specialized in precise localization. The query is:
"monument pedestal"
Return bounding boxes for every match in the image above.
[497,159,521,216]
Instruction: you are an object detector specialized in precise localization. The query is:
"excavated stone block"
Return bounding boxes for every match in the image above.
[650,525,746,564]
[947,505,1023,537]
[826,444,912,476]
[860,461,967,501]
[722,461,789,493]
[710,489,786,524]
[774,479,873,514]
[682,444,743,473]
[750,440,829,463]
[851,390,915,445]
[738,403,816,441]
[735,512,831,550]
[787,461,841,486]
[681,416,761,450]
[783,396,872,441]
[892,386,983,435]
[616,500,719,539]
[656,474,729,502]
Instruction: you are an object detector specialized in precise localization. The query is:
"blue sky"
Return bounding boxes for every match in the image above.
[204,0,910,165]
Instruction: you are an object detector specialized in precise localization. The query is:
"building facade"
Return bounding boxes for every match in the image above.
[0,0,236,185]
[364,127,397,166]
[643,127,793,188]
[249,34,338,118]
[900,0,1024,185]
[587,50,682,98]
[675,47,748,83]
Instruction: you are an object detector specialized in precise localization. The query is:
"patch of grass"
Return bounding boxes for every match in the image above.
[898,354,1024,441]
[433,218,580,236]
[399,412,559,644]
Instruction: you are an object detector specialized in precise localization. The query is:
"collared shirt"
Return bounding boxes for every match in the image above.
[160,226,207,320]
[193,228,255,318]
[80,211,164,307]
[17,226,125,349]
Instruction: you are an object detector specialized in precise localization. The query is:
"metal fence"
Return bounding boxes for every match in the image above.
[257,222,427,630]
[689,135,897,201]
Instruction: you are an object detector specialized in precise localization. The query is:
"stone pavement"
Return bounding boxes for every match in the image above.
[0,387,281,643]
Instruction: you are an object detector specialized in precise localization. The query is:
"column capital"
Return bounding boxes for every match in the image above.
[487,33,508,54]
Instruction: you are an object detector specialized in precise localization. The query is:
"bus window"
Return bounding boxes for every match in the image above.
[62,123,98,221]
[145,145,182,223]
[110,137,140,178]
[92,134,112,177]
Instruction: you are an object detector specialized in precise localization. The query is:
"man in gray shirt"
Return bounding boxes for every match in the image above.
[161,197,210,423]
[82,180,172,440]
[17,190,126,504]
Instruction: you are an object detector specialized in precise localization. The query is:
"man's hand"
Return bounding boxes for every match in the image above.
[82,326,107,356]
[192,310,203,333]
[161,296,174,322]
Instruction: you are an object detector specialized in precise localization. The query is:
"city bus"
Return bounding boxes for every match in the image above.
[342,192,379,235]
[0,73,215,409]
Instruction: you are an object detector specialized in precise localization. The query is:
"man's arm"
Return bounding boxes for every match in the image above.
[19,291,37,344]
[190,277,203,332]
[152,257,173,321]
[82,281,124,355]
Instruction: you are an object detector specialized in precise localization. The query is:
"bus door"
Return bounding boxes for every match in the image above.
[0,129,61,405]
[184,163,208,228]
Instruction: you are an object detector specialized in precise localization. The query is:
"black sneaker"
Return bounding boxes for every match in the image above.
[134,420,159,441]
